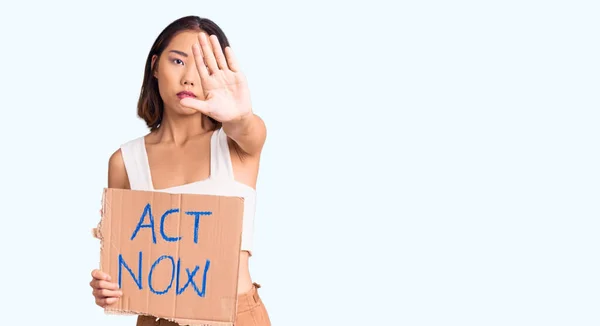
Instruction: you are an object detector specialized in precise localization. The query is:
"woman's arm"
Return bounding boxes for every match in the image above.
[90,148,128,308]
[222,113,267,157]
[108,149,131,189]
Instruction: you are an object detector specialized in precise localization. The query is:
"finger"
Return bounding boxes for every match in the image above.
[192,43,210,80]
[180,97,212,116]
[96,297,119,307]
[91,269,111,281]
[210,35,228,70]
[224,47,240,72]
[90,279,120,291]
[199,32,218,74]
[93,288,123,298]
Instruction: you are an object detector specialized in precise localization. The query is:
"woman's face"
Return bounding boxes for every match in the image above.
[152,30,206,116]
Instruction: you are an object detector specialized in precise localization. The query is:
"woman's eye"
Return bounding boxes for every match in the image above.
[173,59,184,65]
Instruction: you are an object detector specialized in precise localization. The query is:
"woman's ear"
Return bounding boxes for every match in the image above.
[151,54,158,78]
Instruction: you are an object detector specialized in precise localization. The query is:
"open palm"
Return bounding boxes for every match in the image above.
[180,33,252,122]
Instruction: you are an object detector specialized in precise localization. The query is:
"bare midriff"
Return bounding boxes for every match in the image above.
[237,251,253,294]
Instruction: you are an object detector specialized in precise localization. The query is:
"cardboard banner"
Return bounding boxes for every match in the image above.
[98,188,244,326]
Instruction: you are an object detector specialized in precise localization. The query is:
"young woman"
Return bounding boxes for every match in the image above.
[88,16,271,326]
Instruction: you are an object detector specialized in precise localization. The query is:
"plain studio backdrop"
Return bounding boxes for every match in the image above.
[0,0,598,325]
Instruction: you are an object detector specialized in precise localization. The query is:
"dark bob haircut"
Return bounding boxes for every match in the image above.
[137,16,230,131]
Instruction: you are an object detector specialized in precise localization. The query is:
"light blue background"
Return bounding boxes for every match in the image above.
[0,1,598,325]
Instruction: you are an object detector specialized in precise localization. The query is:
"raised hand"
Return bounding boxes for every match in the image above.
[180,32,252,123]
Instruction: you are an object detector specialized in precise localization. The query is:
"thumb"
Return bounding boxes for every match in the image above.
[180,97,211,115]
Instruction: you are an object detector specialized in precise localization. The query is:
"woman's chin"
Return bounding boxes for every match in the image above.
[172,102,199,115]
[181,106,199,115]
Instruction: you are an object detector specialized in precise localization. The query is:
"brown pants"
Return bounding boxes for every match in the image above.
[136,283,271,326]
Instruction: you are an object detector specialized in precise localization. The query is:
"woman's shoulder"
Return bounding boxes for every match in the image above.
[108,133,148,170]
[106,133,149,189]
[120,133,149,148]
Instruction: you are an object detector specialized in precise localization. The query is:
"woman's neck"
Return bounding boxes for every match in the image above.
[153,110,215,146]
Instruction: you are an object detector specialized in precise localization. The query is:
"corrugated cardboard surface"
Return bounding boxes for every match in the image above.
[97,188,244,326]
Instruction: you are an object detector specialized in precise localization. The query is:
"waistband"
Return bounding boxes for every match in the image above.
[138,283,264,324]
[236,282,263,313]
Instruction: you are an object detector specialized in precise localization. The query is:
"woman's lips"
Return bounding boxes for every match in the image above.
[177,91,196,99]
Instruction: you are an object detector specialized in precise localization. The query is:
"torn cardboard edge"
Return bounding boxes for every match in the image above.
[92,189,108,242]
[104,308,234,326]
[96,187,245,326]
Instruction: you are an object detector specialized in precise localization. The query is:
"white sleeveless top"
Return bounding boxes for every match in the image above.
[119,127,256,254]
